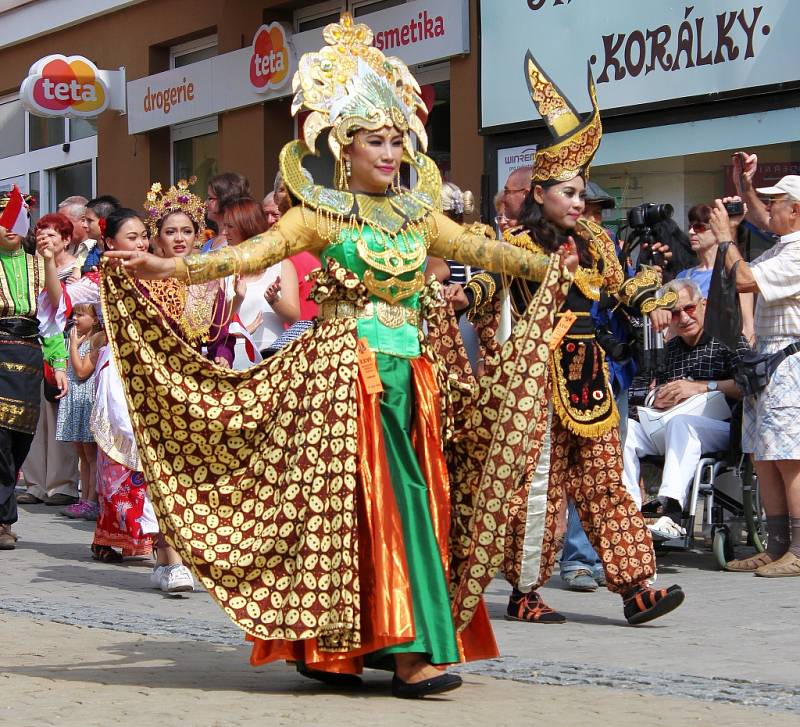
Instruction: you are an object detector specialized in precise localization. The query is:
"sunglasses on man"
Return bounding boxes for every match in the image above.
[670,302,700,320]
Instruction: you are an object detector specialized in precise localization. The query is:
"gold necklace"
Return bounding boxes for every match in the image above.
[141,278,188,325]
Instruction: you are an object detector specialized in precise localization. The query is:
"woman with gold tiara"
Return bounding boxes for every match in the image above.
[103,15,576,698]
[493,53,686,625]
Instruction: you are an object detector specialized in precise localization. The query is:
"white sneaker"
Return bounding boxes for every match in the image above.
[150,564,166,589]
[160,564,194,593]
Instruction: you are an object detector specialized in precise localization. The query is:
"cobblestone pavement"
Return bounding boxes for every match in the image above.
[2,503,798,725]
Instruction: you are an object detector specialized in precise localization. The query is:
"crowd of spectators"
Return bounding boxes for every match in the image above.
[4,149,798,586]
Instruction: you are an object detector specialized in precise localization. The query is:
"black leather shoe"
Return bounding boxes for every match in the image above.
[391,672,463,699]
[296,664,362,688]
[15,492,44,505]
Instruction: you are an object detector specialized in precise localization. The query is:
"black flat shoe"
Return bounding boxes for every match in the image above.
[296,664,362,689]
[391,672,463,699]
[624,584,685,625]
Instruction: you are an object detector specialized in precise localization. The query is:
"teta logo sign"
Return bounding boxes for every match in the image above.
[249,23,291,92]
[20,55,109,117]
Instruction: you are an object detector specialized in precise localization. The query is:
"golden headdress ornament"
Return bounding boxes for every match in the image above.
[291,13,428,163]
[143,176,205,237]
[525,52,602,183]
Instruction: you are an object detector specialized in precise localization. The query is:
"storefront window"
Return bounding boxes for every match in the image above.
[28,172,41,225]
[296,0,408,31]
[29,114,65,151]
[173,132,218,198]
[297,11,340,32]
[50,161,93,208]
[353,0,406,16]
[0,97,25,159]
[171,37,217,69]
[423,80,451,174]
[69,117,98,142]
[593,140,800,245]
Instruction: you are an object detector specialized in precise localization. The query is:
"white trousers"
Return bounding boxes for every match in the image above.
[622,414,731,508]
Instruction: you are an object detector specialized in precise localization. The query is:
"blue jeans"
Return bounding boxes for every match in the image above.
[560,392,629,579]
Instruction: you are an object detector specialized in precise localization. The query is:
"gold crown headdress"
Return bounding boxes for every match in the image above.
[291,13,428,166]
[525,52,602,183]
[143,176,206,237]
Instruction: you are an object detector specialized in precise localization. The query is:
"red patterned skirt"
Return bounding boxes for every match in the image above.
[93,449,153,556]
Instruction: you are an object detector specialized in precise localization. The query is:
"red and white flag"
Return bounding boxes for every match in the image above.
[0,185,30,237]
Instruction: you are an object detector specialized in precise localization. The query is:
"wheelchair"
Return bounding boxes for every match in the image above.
[638,404,767,569]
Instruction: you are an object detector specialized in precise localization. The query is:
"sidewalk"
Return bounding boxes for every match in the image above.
[3,504,799,726]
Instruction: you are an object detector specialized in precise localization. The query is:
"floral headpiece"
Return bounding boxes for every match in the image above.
[291,13,428,164]
[525,52,602,183]
[143,176,205,237]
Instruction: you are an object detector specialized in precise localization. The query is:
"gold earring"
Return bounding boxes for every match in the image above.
[345,158,352,178]
[336,159,349,190]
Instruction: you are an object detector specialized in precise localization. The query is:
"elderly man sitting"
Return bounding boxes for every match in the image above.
[622,279,750,537]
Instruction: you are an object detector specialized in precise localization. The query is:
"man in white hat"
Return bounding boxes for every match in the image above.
[710,163,800,578]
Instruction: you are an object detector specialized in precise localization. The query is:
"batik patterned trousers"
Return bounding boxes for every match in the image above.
[505,414,656,595]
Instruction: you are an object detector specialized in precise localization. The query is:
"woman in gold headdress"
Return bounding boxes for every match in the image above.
[103,15,575,698]
[498,53,685,626]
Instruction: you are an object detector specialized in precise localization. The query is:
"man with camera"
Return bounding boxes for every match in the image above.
[714,163,800,578]
[622,278,748,538]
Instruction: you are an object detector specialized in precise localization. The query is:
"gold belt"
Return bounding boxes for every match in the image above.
[318,300,420,329]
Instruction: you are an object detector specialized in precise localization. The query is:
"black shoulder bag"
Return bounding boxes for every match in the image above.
[735,342,800,397]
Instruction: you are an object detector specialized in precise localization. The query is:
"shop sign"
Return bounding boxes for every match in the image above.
[723,161,800,195]
[292,0,469,68]
[20,54,125,118]
[249,22,291,92]
[497,144,537,188]
[480,1,800,130]
[128,0,469,134]
[130,61,214,132]
[127,26,294,134]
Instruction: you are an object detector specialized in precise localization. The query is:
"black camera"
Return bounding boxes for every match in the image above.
[627,202,674,229]
[596,324,632,363]
[723,200,744,217]
[625,202,674,268]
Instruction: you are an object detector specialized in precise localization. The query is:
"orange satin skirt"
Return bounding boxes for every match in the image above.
[248,356,497,673]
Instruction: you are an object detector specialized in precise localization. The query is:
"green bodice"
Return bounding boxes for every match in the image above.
[321,224,424,358]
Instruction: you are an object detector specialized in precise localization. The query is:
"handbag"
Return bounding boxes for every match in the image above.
[705,244,742,351]
[734,343,800,397]
[637,389,731,455]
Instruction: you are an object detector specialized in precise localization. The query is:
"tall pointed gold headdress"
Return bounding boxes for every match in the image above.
[291,13,428,164]
[525,52,602,183]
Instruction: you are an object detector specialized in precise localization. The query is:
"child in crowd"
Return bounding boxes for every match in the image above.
[57,304,102,520]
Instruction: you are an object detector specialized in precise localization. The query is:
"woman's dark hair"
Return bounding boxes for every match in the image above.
[209,172,250,207]
[35,212,73,241]
[687,203,712,225]
[156,211,200,236]
[652,217,697,275]
[517,179,592,267]
[105,208,145,240]
[87,194,121,219]
[221,196,267,242]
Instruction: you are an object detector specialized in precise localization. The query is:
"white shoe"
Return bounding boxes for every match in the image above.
[648,516,686,541]
[150,564,166,589]
[160,564,194,593]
